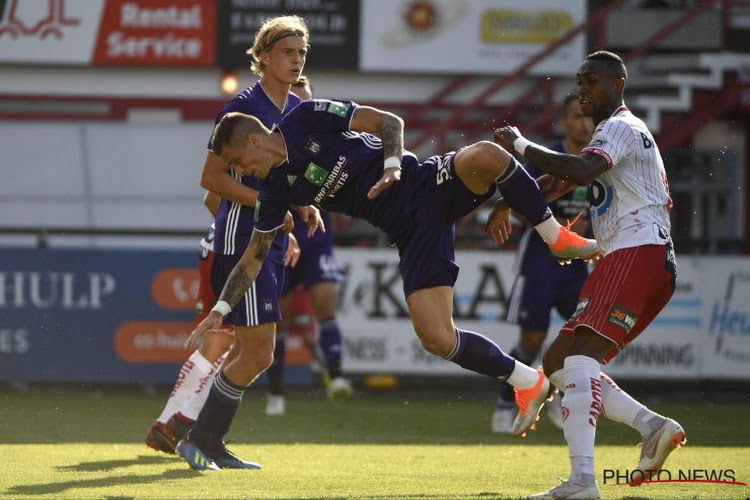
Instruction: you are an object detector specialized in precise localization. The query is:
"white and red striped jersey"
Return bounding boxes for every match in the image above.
[582,106,672,256]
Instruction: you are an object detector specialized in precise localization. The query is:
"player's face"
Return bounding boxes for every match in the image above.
[560,100,594,147]
[261,36,308,86]
[576,60,620,121]
[221,138,270,179]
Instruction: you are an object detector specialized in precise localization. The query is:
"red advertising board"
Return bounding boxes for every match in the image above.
[92,0,216,66]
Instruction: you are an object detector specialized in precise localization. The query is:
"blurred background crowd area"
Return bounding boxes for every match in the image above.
[0,0,748,254]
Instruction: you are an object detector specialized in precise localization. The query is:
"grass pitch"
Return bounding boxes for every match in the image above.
[2,383,749,499]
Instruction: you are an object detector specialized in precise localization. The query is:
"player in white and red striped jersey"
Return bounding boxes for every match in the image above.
[493,50,685,499]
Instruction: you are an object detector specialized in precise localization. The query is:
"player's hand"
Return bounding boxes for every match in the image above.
[285,233,301,267]
[367,166,401,199]
[493,126,522,152]
[484,198,513,244]
[282,211,295,234]
[184,311,223,350]
[296,205,325,238]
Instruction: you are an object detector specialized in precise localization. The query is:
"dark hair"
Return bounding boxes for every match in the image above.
[210,112,266,156]
[585,50,628,81]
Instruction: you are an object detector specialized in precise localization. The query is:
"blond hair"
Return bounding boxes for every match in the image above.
[247,16,309,76]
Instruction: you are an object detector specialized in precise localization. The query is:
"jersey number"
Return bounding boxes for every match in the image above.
[436,156,451,185]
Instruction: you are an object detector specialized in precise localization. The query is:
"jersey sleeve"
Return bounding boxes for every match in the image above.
[286,99,357,133]
[582,118,634,170]
[254,190,291,233]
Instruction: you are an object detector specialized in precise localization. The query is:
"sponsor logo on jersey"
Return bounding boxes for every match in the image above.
[314,156,349,204]
[608,304,638,333]
[304,162,328,186]
[314,100,328,111]
[327,101,350,117]
[287,175,297,186]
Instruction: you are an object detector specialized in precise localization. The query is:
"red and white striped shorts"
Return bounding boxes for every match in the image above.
[560,244,676,364]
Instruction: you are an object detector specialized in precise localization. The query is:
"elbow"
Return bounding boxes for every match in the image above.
[199,171,213,191]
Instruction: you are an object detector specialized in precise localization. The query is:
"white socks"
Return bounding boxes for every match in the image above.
[507,361,540,389]
[156,351,224,424]
[180,353,226,420]
[560,355,601,486]
[157,351,217,423]
[551,368,663,439]
[534,216,562,245]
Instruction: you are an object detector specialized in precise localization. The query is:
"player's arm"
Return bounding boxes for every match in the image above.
[536,174,579,203]
[203,191,221,218]
[184,228,277,349]
[494,127,607,185]
[200,150,260,206]
[350,105,404,161]
[350,105,405,199]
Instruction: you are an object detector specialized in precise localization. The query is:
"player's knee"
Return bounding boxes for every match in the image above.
[542,348,564,376]
[414,326,455,357]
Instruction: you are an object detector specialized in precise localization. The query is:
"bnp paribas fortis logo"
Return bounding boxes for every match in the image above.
[304,162,328,187]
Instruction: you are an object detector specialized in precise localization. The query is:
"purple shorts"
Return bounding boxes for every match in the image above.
[397,151,495,298]
[211,253,285,326]
[283,211,343,296]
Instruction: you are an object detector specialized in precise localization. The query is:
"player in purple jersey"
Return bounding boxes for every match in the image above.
[265,76,352,417]
[492,93,594,434]
[182,97,600,471]
[172,15,321,471]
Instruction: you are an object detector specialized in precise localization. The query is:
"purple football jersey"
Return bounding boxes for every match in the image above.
[211,82,301,260]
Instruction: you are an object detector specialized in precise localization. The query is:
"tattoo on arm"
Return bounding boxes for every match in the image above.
[221,267,255,307]
[253,230,275,261]
[218,229,277,307]
[379,114,404,160]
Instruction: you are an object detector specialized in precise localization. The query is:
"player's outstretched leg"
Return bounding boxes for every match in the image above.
[440,327,549,437]
[492,156,599,261]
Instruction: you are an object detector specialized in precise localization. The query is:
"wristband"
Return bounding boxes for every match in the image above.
[513,137,532,155]
[211,300,232,316]
[383,156,401,170]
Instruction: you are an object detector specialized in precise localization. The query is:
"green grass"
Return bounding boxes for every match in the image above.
[2,385,749,499]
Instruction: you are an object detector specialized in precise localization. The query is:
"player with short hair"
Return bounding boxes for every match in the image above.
[265,75,352,417]
[493,50,684,499]
[156,15,320,471]
[179,95,600,471]
[492,93,594,434]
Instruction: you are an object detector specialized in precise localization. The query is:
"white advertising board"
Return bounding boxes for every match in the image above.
[360,0,587,75]
[335,250,749,379]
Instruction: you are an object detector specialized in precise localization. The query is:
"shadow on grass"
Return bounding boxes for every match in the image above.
[4,468,199,496]
[56,454,173,472]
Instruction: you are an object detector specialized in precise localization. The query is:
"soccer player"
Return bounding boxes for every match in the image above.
[492,93,593,434]
[493,50,684,499]
[178,96,600,471]
[151,15,318,471]
[265,76,352,417]
[145,192,233,453]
